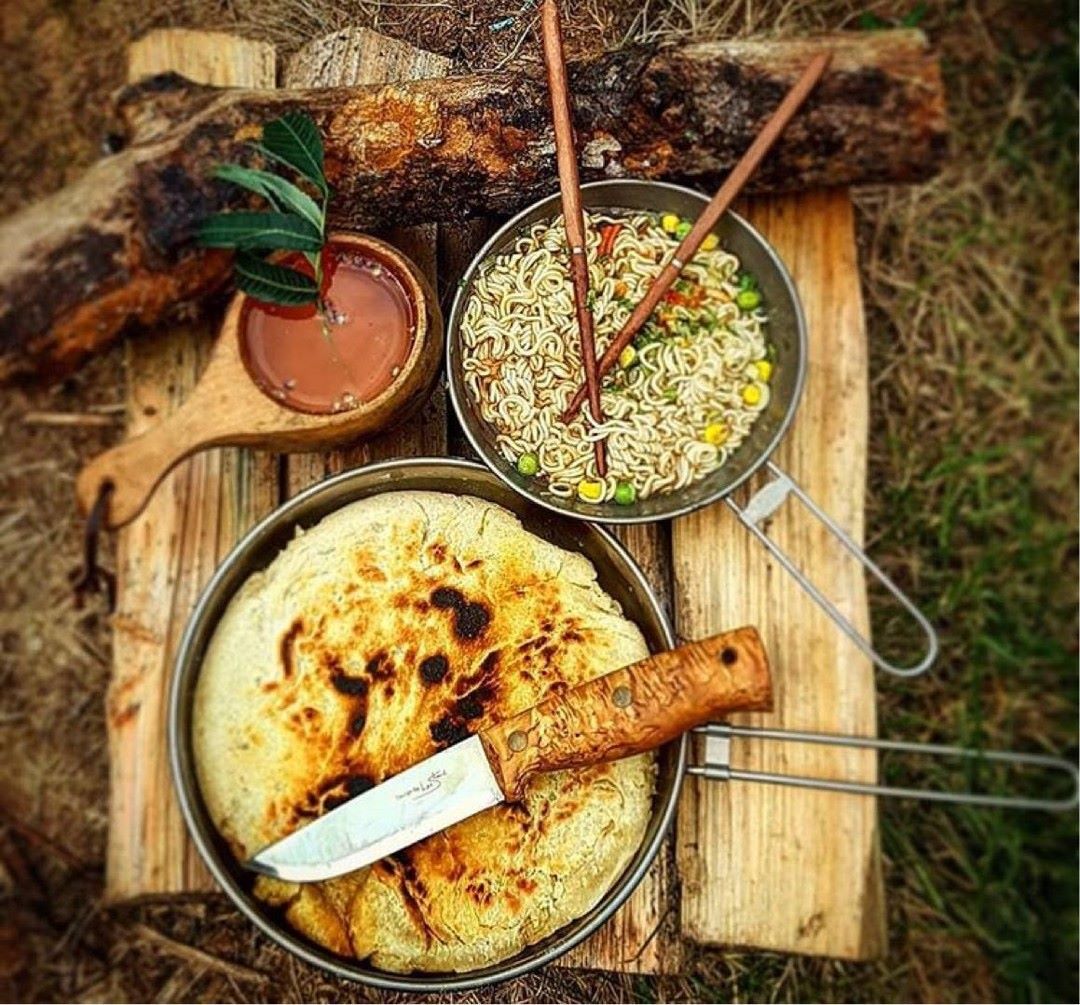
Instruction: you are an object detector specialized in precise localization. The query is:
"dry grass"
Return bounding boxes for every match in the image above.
[0,0,1075,1001]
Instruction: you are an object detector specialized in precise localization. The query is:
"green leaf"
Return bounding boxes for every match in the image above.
[856,11,890,29]
[234,251,319,307]
[196,211,323,252]
[260,112,326,195]
[900,2,928,27]
[211,164,324,234]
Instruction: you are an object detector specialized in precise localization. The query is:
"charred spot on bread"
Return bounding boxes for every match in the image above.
[345,775,375,797]
[455,602,490,640]
[310,771,362,813]
[430,586,463,609]
[429,586,491,640]
[330,671,369,696]
[455,684,494,721]
[429,713,471,747]
[365,651,393,679]
[348,711,367,737]
[279,618,304,677]
[419,653,450,684]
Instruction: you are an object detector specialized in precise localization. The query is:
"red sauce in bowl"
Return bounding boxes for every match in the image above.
[240,244,417,414]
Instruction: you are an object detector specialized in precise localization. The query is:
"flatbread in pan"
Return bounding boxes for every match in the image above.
[193,491,654,973]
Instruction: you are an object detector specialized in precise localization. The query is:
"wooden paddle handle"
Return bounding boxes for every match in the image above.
[76,407,206,529]
[480,627,772,799]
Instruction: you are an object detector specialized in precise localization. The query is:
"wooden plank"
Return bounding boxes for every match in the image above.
[286,31,680,975]
[106,30,278,900]
[282,28,450,495]
[565,520,682,975]
[674,189,885,959]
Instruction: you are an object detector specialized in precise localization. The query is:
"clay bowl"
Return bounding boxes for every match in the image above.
[76,233,443,529]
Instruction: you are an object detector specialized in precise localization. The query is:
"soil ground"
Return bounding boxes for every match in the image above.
[0,1,1076,1002]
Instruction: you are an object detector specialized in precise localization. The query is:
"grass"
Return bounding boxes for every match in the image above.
[0,0,1076,1001]
[860,3,1078,998]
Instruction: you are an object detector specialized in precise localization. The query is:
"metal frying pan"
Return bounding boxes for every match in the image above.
[446,180,937,677]
[168,458,684,993]
[168,458,1077,993]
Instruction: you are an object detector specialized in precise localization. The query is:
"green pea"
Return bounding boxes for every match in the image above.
[516,452,539,476]
[737,289,761,311]
[614,481,637,506]
[674,220,693,240]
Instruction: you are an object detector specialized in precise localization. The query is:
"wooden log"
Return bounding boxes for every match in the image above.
[674,190,885,959]
[105,29,278,901]
[0,30,946,382]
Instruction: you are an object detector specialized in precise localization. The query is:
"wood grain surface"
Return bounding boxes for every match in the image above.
[281,27,683,978]
[674,190,885,959]
[282,28,450,494]
[483,629,771,800]
[106,30,277,900]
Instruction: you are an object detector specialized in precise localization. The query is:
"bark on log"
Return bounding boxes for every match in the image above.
[0,31,946,383]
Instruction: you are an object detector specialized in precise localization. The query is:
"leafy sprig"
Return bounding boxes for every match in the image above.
[197,111,329,308]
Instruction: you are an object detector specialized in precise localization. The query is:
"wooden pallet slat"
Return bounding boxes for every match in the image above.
[282,28,450,495]
[674,190,885,960]
[107,30,278,901]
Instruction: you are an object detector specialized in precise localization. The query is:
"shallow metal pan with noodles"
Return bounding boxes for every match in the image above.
[168,458,1077,992]
[447,179,937,677]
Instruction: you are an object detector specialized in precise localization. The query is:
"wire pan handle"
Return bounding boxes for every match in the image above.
[726,460,939,677]
[689,723,1079,812]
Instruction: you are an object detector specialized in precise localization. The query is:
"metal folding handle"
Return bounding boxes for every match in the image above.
[689,724,1079,812]
[726,459,939,676]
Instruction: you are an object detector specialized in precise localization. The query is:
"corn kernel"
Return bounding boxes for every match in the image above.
[577,479,605,503]
[660,213,680,234]
[619,345,638,368]
[742,384,762,406]
[755,359,773,381]
[701,233,719,252]
[703,422,728,446]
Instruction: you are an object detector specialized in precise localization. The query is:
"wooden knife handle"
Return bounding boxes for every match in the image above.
[479,627,772,800]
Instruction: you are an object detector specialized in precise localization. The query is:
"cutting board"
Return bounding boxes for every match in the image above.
[104,26,883,968]
[674,191,884,958]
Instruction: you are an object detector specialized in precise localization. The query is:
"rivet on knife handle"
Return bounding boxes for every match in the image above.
[479,627,773,800]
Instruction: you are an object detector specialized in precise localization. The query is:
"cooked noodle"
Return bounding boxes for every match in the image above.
[460,210,772,503]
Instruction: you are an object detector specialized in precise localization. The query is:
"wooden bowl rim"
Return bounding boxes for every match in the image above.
[225,230,435,420]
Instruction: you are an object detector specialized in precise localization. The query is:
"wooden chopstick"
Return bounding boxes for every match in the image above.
[541,0,607,476]
[561,51,832,423]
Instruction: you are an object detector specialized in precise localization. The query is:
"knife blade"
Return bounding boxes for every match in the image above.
[247,627,771,883]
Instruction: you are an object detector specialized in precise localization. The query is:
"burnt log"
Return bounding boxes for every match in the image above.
[0,30,946,382]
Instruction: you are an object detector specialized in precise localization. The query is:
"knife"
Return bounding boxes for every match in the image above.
[247,627,772,882]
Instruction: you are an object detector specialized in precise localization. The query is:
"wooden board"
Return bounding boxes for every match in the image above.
[282,28,449,494]
[106,29,277,900]
[280,26,680,977]
[564,519,681,975]
[105,23,882,972]
[674,190,885,959]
